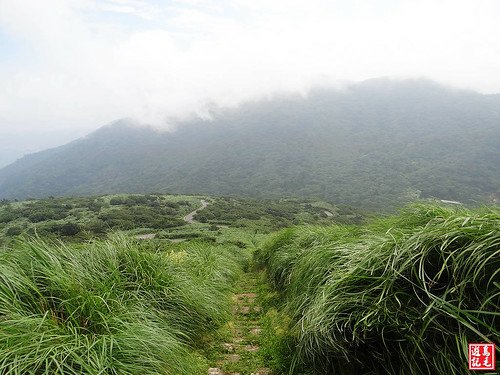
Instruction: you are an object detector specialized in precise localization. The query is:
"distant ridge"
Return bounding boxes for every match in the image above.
[0,79,499,210]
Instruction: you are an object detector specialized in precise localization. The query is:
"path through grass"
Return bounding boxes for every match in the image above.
[207,271,271,375]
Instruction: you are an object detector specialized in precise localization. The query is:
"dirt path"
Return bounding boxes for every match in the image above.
[135,233,156,240]
[208,273,271,375]
[183,199,209,223]
[135,199,208,240]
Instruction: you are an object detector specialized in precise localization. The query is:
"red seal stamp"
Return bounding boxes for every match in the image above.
[468,343,496,371]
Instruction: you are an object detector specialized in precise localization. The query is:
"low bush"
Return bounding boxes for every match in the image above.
[5,225,23,236]
[42,221,81,236]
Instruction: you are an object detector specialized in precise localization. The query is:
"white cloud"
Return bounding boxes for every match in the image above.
[80,0,162,20]
[0,0,499,143]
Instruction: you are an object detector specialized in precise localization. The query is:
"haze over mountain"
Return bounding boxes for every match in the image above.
[0,79,499,210]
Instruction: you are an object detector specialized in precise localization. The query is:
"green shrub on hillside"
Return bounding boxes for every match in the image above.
[195,197,362,231]
[0,236,246,374]
[42,221,81,236]
[5,225,23,236]
[256,204,500,374]
[0,208,20,223]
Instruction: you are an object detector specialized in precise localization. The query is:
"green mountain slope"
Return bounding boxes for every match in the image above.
[0,79,499,209]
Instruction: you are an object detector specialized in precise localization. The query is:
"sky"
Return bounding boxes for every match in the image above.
[0,0,500,166]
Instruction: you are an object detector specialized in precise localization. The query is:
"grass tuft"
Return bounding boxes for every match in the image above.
[256,204,500,374]
[0,235,246,374]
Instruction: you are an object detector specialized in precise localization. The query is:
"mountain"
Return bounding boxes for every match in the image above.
[0,79,499,210]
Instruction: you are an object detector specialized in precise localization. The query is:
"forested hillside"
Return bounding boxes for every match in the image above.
[1,79,498,209]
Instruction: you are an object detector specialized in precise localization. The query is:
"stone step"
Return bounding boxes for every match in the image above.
[251,369,272,375]
[208,368,223,375]
[208,368,271,375]
[250,327,262,336]
[225,354,241,363]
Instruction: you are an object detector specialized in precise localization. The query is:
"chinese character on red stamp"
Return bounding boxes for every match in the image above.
[468,343,496,371]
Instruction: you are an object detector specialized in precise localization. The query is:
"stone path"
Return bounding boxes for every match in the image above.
[208,273,271,375]
[135,233,156,240]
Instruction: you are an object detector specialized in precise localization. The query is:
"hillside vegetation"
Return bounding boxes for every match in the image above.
[256,204,499,374]
[0,194,498,374]
[0,79,499,209]
[0,194,199,243]
[0,236,249,374]
[0,194,360,246]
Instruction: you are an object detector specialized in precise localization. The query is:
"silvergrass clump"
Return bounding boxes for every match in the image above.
[257,204,499,374]
[0,236,245,374]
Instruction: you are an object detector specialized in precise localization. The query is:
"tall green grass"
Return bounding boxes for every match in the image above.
[0,236,246,374]
[256,204,499,374]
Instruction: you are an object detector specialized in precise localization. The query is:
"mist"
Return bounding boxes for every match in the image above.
[1,0,500,165]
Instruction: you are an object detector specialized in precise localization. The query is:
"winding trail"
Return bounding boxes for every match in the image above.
[135,199,209,240]
[183,199,209,223]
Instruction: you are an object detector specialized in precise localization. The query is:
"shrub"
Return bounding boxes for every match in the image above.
[41,222,81,237]
[5,226,23,236]
[84,219,108,234]
[58,222,81,236]
[109,197,125,205]
[0,210,19,223]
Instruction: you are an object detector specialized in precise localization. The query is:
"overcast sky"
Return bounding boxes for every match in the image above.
[1,0,500,166]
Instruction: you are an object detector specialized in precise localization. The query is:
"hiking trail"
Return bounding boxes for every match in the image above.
[207,272,271,375]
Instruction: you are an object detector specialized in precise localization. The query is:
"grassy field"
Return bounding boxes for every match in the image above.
[255,204,499,374]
